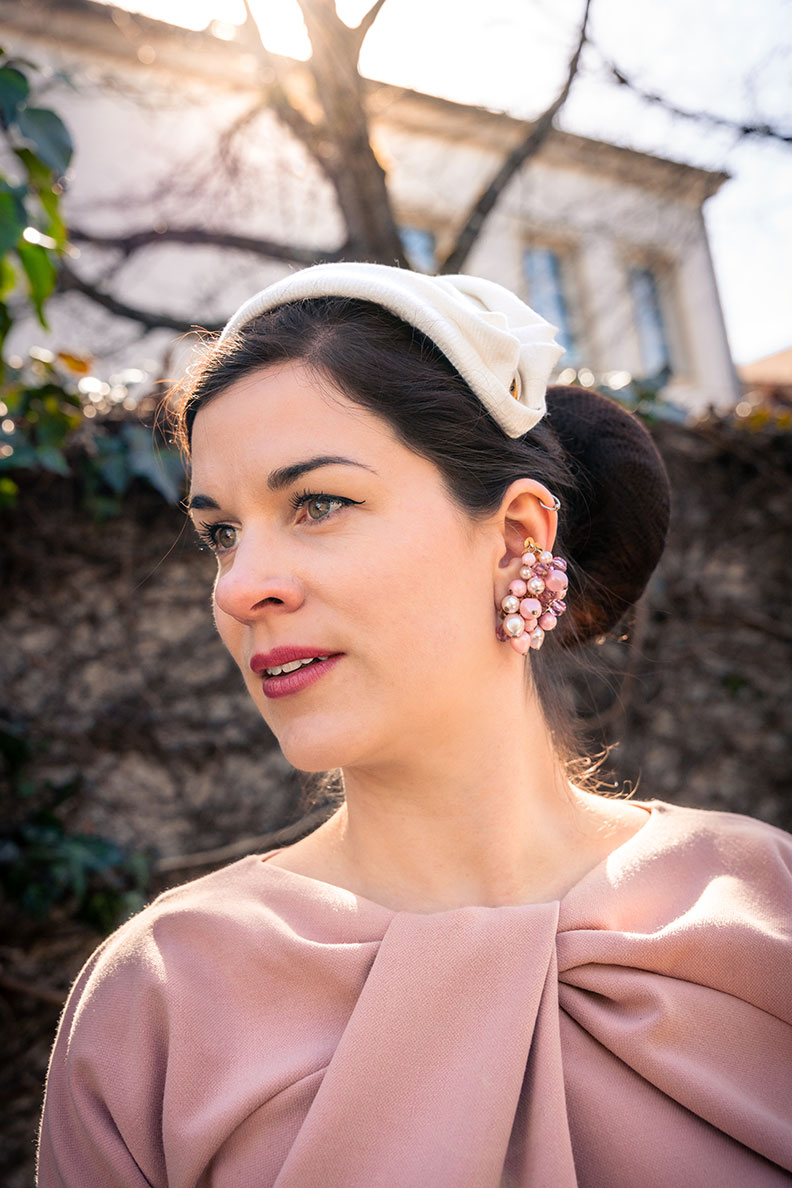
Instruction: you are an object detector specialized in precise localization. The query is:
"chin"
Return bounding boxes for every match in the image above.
[266,715,371,775]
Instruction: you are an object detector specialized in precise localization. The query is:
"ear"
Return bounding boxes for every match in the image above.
[495,479,559,572]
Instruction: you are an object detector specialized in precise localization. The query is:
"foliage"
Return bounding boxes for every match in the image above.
[0,50,185,512]
[0,58,170,939]
[0,48,71,335]
[599,366,690,423]
[0,722,153,933]
[725,400,792,433]
[560,365,791,434]
[0,346,184,515]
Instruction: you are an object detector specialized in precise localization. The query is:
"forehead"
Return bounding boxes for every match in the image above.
[187,360,452,508]
[191,360,394,461]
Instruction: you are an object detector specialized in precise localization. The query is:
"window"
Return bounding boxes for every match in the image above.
[522,247,579,364]
[399,226,436,274]
[628,266,672,378]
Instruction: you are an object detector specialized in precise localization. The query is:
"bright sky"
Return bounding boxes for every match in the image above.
[96,0,791,364]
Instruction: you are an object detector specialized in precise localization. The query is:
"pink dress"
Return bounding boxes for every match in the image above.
[37,799,792,1186]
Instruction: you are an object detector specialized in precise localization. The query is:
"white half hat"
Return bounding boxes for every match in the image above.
[219,262,565,438]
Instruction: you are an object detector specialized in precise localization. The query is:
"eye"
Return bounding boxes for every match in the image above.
[289,490,364,523]
[195,522,238,553]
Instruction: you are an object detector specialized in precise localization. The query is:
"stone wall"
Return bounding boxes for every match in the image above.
[566,420,791,829]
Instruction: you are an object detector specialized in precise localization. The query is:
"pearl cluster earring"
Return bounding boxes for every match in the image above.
[497,536,569,654]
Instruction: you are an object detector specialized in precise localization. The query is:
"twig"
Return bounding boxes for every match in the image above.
[0,970,65,1007]
[354,0,390,55]
[57,261,223,333]
[154,805,335,875]
[241,0,334,175]
[217,96,270,175]
[604,59,792,145]
[695,609,792,645]
[439,0,593,274]
[69,226,344,266]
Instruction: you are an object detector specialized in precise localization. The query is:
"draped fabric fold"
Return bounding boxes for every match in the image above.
[37,800,792,1188]
[274,904,561,1188]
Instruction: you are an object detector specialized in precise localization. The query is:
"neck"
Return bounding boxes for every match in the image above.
[312,681,600,913]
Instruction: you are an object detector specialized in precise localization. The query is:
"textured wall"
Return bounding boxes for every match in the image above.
[564,420,791,830]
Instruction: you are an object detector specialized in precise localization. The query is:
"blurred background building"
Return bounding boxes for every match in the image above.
[1,0,740,413]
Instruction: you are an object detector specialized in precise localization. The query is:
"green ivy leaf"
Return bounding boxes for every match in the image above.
[33,444,70,475]
[15,106,73,177]
[0,65,30,124]
[93,435,132,495]
[121,423,184,503]
[38,185,67,248]
[82,491,122,522]
[13,144,52,188]
[0,439,39,472]
[0,190,23,256]
[0,299,11,358]
[16,240,57,326]
[0,253,16,299]
[1,383,23,414]
[0,474,18,506]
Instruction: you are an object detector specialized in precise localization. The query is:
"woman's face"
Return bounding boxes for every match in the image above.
[188,360,503,773]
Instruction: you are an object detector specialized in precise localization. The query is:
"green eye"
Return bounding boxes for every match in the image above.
[305,496,340,520]
[195,522,238,552]
[290,489,364,523]
[214,525,238,549]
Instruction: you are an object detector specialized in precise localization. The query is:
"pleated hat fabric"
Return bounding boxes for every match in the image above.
[219,262,565,438]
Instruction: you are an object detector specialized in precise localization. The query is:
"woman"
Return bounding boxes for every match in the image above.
[38,264,792,1187]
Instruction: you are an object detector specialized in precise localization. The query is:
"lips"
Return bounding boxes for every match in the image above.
[250,646,344,700]
[250,645,342,676]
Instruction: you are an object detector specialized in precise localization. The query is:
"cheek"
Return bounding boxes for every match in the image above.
[353,531,482,667]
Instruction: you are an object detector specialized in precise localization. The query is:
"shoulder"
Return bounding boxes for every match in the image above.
[57,848,387,1028]
[67,854,283,1005]
[46,853,300,1067]
[41,858,298,1140]
[646,798,792,883]
[561,801,792,1020]
[630,800,792,953]
[566,799,792,941]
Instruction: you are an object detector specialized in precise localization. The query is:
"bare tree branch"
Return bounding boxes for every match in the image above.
[603,59,792,145]
[240,0,335,176]
[154,804,335,875]
[0,969,65,1007]
[293,0,408,263]
[217,96,270,176]
[438,0,593,274]
[58,261,222,333]
[70,225,346,265]
[353,0,390,58]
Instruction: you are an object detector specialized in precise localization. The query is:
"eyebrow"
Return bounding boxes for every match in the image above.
[187,455,376,511]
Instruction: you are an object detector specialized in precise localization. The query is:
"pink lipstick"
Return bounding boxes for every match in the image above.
[250,646,343,700]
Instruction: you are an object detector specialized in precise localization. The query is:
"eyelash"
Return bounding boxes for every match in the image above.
[194,489,363,553]
[289,488,363,520]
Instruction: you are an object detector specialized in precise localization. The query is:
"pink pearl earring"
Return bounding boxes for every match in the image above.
[497,536,569,654]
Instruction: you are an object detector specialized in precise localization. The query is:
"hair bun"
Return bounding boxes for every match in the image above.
[544,385,672,645]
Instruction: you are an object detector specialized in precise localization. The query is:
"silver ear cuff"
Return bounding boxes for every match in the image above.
[537,494,561,512]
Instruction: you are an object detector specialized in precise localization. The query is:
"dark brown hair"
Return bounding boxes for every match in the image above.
[172,296,632,797]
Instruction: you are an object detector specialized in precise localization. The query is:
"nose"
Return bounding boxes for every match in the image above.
[213,536,306,624]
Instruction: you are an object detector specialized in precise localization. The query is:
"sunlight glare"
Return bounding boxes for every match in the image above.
[95,0,312,57]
